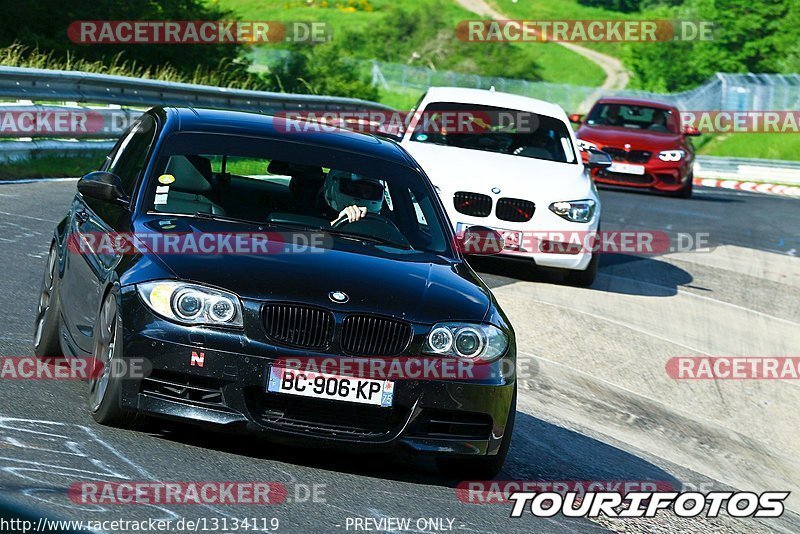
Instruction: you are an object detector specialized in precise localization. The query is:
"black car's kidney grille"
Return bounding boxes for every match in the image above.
[496,198,535,222]
[453,191,492,217]
[602,147,652,163]
[263,304,334,349]
[341,315,412,356]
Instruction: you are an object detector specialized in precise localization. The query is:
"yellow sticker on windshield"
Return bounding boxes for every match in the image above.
[158,174,175,185]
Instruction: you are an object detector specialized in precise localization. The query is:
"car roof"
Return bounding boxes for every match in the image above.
[422,87,570,121]
[594,96,676,111]
[154,107,416,167]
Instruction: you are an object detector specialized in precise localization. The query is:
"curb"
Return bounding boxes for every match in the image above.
[693,177,800,197]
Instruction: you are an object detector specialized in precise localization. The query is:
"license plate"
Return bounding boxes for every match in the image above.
[608,163,646,175]
[457,223,523,250]
[267,366,394,407]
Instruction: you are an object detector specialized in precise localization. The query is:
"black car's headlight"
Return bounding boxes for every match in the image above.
[549,199,596,223]
[423,322,508,362]
[137,281,243,327]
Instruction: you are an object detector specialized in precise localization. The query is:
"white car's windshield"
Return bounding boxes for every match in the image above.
[409,102,577,164]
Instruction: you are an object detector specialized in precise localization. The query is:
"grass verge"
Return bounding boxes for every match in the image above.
[697,134,800,162]
[0,153,103,180]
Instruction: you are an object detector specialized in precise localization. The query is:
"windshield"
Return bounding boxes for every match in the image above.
[409,101,577,164]
[586,103,678,133]
[145,133,452,255]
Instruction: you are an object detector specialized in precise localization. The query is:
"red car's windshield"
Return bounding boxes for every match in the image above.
[586,103,679,134]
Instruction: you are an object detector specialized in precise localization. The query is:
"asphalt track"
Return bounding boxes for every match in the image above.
[0,180,798,533]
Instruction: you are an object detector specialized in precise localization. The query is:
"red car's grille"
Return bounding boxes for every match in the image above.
[602,147,652,163]
[453,191,492,217]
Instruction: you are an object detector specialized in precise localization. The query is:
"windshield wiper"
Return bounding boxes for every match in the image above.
[192,212,320,232]
[192,212,261,225]
[321,228,413,250]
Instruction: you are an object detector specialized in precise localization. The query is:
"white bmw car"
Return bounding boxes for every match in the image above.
[399,87,611,286]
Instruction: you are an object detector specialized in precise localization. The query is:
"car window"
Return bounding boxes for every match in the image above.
[586,104,678,133]
[145,133,452,256]
[409,101,577,164]
[106,115,157,195]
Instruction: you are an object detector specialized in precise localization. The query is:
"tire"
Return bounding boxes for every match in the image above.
[672,174,693,198]
[564,252,598,287]
[89,290,135,426]
[34,243,62,358]
[436,386,516,480]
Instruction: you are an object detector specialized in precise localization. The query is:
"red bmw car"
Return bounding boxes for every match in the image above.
[571,97,700,198]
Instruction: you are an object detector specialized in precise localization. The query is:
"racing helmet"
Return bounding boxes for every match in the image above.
[323,170,385,214]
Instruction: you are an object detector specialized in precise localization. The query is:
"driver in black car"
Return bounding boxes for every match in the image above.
[322,170,386,226]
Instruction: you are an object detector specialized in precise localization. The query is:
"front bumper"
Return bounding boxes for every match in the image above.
[452,210,599,271]
[590,159,693,192]
[117,288,516,457]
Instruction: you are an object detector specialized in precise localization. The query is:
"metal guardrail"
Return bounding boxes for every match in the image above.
[0,140,114,162]
[0,105,141,139]
[0,66,393,113]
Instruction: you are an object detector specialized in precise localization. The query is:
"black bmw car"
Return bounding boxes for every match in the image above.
[33,107,516,477]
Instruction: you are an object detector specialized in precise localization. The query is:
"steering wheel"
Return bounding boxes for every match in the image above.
[332,213,410,247]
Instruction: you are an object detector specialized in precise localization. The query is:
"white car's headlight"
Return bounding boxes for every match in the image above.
[137,281,243,327]
[423,322,508,362]
[658,149,685,162]
[577,139,597,152]
[549,199,596,223]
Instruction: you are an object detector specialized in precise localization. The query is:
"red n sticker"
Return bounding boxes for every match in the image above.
[191,352,205,367]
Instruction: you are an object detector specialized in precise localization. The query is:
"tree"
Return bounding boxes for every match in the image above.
[264,42,380,102]
[625,0,798,92]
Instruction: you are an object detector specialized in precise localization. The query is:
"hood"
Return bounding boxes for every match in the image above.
[129,216,491,324]
[401,140,593,201]
[576,124,683,150]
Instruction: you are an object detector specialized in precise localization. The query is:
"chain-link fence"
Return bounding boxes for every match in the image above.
[369,61,800,112]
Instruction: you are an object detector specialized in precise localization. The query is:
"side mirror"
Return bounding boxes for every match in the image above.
[568,113,584,124]
[77,171,129,205]
[682,125,701,137]
[458,226,504,255]
[587,148,613,169]
[374,122,404,142]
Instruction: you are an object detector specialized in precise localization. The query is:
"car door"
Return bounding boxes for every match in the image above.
[60,115,157,354]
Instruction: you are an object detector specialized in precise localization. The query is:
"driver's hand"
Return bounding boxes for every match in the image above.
[331,205,367,226]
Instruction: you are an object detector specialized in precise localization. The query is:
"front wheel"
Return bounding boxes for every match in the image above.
[34,243,62,357]
[89,290,134,426]
[436,386,516,480]
[672,174,693,199]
